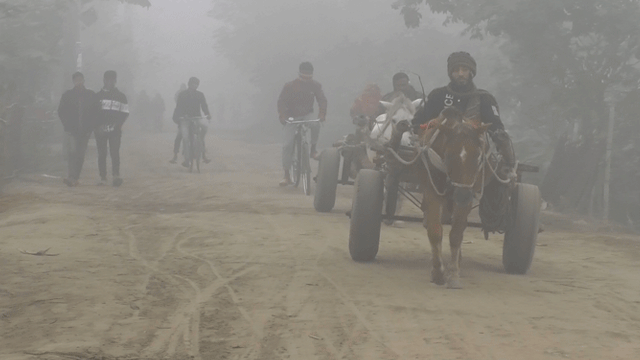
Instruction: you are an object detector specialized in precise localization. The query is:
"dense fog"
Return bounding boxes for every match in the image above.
[1,0,640,227]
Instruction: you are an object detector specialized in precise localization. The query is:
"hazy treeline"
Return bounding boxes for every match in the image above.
[1,0,639,227]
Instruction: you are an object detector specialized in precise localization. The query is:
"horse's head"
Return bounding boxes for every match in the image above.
[380,94,423,148]
[380,94,423,125]
[432,108,491,207]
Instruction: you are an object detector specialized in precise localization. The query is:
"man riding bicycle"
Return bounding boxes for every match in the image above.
[172,77,212,167]
[277,62,328,186]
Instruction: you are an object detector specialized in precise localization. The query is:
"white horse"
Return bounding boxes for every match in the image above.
[370,94,423,147]
[369,94,423,226]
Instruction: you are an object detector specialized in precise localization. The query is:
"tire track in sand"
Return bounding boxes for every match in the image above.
[139,219,262,359]
[260,213,401,359]
[140,261,258,359]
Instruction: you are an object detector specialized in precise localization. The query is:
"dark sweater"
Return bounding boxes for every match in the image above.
[57,86,98,135]
[277,78,327,119]
[412,84,505,132]
[172,89,210,123]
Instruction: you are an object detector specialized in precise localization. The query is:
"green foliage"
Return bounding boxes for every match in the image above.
[393,0,640,136]
[0,0,69,104]
[0,0,149,104]
[394,0,640,224]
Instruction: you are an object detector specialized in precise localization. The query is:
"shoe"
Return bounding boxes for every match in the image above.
[182,161,190,168]
[279,178,292,187]
[113,177,123,187]
[203,157,211,164]
[310,150,319,161]
[169,155,177,164]
[63,178,78,187]
[97,178,107,186]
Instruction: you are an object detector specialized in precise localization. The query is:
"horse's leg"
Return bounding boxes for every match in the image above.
[447,204,472,289]
[423,197,445,285]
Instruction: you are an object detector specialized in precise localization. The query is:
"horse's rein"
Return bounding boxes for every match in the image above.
[422,120,490,199]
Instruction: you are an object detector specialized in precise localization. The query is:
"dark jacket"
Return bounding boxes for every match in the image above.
[172,89,210,123]
[277,78,328,120]
[378,86,424,116]
[381,85,423,102]
[57,86,98,135]
[96,87,129,131]
[411,84,505,132]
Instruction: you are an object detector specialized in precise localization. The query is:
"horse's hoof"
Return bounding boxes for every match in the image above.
[431,270,446,286]
[447,277,463,289]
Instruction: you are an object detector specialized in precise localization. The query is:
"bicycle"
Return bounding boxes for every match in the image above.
[181,116,207,173]
[286,117,320,195]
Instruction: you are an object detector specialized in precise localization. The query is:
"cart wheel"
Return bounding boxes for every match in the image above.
[503,183,541,274]
[349,169,384,262]
[314,148,341,212]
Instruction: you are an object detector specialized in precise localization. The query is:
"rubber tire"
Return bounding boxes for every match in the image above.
[314,148,341,212]
[291,136,302,188]
[188,132,195,173]
[302,143,311,195]
[349,169,384,262]
[503,183,541,274]
[195,137,201,173]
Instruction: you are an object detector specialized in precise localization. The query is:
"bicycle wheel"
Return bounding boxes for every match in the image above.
[302,142,311,195]
[194,134,201,173]
[188,130,195,173]
[291,133,302,187]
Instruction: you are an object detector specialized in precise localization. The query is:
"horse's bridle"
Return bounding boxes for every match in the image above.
[422,120,490,198]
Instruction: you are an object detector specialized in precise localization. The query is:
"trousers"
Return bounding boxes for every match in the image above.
[95,128,122,179]
[65,131,91,180]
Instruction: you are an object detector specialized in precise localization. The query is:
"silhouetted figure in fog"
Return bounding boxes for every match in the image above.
[57,72,97,187]
[174,83,186,103]
[350,83,382,120]
[170,83,187,163]
[277,61,327,186]
[95,70,129,187]
[377,72,423,116]
[383,72,422,101]
[216,93,225,124]
[136,90,151,132]
[172,77,212,167]
[152,93,165,132]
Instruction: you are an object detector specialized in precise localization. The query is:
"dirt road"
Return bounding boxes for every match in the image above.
[1,131,639,360]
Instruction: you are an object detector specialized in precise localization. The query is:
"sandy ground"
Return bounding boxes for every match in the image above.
[1,130,639,360]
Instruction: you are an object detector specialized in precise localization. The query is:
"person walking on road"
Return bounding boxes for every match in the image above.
[57,72,98,187]
[95,70,129,187]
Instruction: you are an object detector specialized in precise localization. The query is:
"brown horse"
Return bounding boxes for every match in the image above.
[391,107,492,288]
